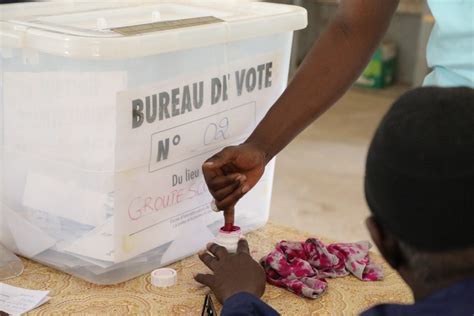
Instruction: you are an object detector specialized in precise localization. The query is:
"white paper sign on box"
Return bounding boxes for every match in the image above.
[113,56,277,262]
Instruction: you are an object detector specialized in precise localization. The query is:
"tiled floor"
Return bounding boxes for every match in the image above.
[269,86,407,246]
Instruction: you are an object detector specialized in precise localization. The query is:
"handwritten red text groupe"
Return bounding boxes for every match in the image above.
[128,180,208,220]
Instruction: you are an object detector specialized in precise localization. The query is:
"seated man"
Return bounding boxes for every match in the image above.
[195,87,474,315]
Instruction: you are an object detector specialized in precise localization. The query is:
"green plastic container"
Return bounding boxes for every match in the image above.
[356,41,397,89]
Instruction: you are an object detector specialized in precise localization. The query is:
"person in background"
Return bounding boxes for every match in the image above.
[195,87,474,315]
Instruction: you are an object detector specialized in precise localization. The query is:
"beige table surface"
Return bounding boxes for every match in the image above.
[3,223,413,315]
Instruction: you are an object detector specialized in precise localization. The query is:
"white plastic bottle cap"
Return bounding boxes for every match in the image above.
[151,268,177,288]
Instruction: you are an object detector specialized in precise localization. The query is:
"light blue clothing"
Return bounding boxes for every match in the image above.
[424,0,474,87]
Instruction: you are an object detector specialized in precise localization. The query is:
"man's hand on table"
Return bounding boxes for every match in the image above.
[194,239,266,304]
[202,143,266,210]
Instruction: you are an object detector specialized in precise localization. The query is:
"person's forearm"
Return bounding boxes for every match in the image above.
[246,0,399,162]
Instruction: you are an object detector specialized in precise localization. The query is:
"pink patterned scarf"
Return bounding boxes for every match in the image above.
[260,238,383,298]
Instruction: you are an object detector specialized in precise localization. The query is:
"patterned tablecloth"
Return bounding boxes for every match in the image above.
[3,223,413,315]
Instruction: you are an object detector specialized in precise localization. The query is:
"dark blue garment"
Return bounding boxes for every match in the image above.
[221,292,279,316]
[362,278,474,316]
[222,279,474,316]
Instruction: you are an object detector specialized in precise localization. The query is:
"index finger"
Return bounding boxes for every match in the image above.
[194,273,215,288]
[237,238,250,255]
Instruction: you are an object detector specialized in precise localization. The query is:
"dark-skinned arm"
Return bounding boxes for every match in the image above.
[248,0,400,161]
[204,0,400,211]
